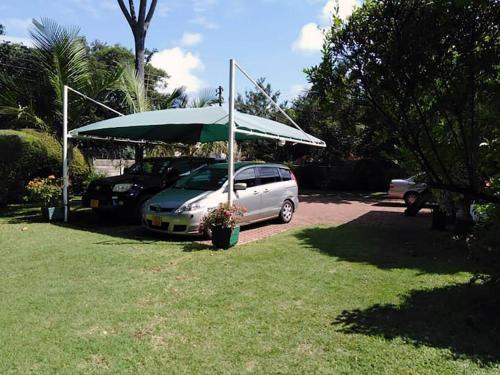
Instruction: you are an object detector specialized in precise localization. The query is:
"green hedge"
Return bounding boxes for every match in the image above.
[0,129,90,205]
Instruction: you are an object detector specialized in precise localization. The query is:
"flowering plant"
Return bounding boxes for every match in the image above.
[202,203,246,230]
[25,176,62,207]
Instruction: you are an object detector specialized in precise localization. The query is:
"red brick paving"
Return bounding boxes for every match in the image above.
[232,193,431,245]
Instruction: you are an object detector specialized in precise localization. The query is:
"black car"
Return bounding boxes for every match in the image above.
[83,157,223,220]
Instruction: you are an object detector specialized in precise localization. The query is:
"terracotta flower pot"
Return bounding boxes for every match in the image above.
[211,226,240,249]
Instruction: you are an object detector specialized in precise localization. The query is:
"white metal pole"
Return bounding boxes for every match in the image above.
[63,85,69,223]
[227,59,236,205]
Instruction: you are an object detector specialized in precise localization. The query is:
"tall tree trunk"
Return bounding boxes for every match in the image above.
[117,0,158,161]
[134,34,146,84]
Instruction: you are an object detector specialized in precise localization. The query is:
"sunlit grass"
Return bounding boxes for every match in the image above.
[0,206,498,374]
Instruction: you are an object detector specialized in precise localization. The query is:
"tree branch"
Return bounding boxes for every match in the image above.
[145,0,158,24]
[128,0,137,22]
[138,0,147,25]
[117,0,133,26]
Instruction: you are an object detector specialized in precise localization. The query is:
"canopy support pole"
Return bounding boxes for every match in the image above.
[63,85,69,223]
[227,59,236,205]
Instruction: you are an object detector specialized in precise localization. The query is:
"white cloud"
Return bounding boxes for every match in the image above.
[292,0,358,55]
[150,47,205,94]
[321,0,359,23]
[179,32,203,47]
[292,22,324,53]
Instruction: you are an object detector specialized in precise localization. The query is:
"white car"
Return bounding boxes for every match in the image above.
[388,175,427,206]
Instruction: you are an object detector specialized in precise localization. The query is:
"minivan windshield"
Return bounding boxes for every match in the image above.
[174,166,227,190]
[126,159,172,176]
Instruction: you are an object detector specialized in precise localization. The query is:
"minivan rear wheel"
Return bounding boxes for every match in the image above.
[278,200,294,223]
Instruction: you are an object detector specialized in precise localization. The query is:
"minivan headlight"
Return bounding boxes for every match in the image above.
[112,183,134,192]
[175,202,202,214]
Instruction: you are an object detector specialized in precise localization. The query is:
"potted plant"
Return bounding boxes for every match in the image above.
[26,176,64,221]
[202,203,246,249]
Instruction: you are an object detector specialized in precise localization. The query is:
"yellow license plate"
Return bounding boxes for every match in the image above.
[90,199,99,209]
[151,215,162,227]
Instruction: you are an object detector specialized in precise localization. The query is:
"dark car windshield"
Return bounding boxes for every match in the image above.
[126,159,172,176]
[174,166,227,190]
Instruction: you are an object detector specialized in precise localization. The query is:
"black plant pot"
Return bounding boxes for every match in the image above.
[211,226,240,249]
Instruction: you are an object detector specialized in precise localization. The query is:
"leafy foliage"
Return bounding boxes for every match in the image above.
[31,18,90,105]
[314,0,500,203]
[0,129,89,204]
[467,175,500,280]
[118,62,151,114]
[235,78,292,161]
[0,19,120,137]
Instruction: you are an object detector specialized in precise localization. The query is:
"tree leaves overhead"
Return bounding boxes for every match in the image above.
[118,62,151,114]
[308,0,500,202]
[30,18,90,104]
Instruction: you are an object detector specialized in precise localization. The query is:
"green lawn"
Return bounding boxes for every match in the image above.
[1,206,499,374]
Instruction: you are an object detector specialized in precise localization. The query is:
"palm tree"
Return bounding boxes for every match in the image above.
[0,18,119,137]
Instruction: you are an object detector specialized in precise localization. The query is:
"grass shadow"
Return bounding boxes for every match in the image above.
[294,210,476,275]
[182,242,214,252]
[332,282,500,364]
[0,205,44,223]
[50,205,196,244]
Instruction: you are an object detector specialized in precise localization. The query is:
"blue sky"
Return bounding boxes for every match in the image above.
[0,0,358,101]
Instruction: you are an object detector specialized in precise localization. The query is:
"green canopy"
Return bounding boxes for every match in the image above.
[70,106,325,147]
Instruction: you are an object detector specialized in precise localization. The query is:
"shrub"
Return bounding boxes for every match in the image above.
[467,175,500,282]
[82,169,107,191]
[0,129,91,205]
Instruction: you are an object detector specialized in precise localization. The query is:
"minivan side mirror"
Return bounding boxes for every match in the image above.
[234,182,247,191]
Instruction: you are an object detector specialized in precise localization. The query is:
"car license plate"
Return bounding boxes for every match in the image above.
[152,215,162,227]
[90,199,99,209]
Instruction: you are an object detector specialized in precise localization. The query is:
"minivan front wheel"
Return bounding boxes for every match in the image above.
[278,200,294,223]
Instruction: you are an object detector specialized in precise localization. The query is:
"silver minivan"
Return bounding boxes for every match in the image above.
[142,162,299,235]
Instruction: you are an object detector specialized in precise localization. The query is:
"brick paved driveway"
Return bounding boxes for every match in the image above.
[234,193,431,245]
